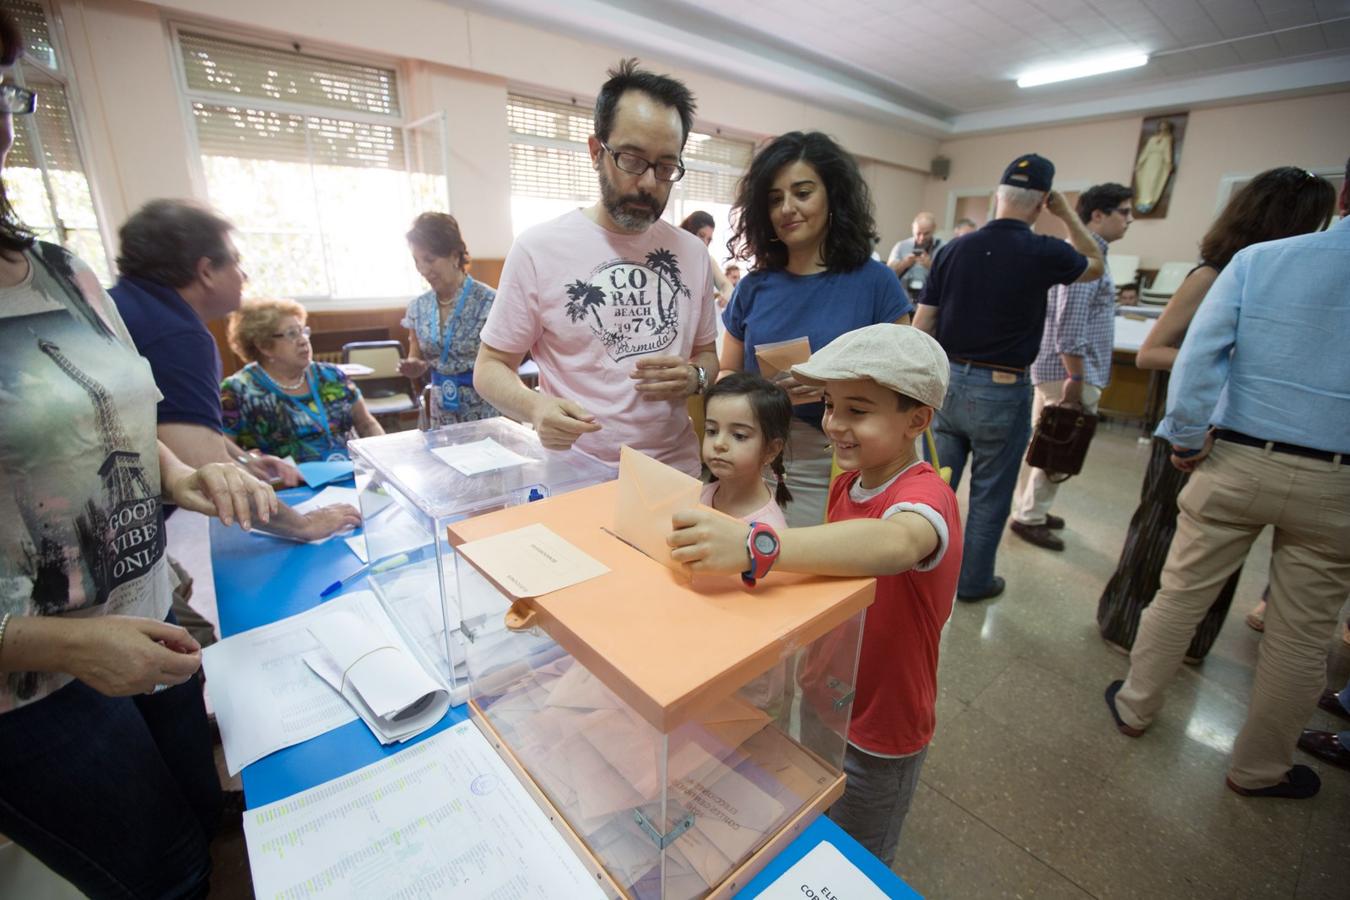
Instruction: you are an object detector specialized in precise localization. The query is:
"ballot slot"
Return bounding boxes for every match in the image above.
[348,419,617,699]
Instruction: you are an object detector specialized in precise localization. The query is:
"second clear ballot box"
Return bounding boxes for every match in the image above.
[346,418,615,698]
[446,481,876,899]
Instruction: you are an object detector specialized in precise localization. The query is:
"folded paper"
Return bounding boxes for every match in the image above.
[613,445,702,578]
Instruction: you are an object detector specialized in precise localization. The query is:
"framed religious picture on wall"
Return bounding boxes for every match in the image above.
[1132,112,1188,218]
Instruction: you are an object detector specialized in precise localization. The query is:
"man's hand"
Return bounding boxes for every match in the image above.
[631,354,696,401]
[1170,433,1214,473]
[244,453,302,487]
[531,396,602,450]
[1059,378,1084,409]
[170,462,277,530]
[668,507,752,575]
[1046,190,1074,220]
[64,616,202,696]
[398,358,432,379]
[294,504,362,541]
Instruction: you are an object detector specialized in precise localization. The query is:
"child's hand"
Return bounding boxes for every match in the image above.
[668,507,752,575]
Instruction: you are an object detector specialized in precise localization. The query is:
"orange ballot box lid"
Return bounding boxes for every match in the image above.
[447,480,875,733]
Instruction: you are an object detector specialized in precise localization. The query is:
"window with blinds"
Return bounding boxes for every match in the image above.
[506,92,753,243]
[177,29,437,301]
[5,0,111,282]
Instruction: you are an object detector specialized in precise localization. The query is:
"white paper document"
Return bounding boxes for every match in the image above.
[290,485,360,516]
[756,840,890,900]
[243,720,607,899]
[303,609,449,744]
[203,591,440,774]
[430,437,533,476]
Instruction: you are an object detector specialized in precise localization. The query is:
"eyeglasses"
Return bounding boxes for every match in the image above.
[1107,206,1135,218]
[0,84,37,116]
[271,326,312,343]
[600,142,686,183]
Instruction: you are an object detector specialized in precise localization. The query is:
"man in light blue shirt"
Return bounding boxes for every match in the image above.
[1106,162,1348,801]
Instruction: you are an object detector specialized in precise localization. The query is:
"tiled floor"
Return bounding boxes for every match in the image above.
[188,424,1349,897]
[894,422,1350,899]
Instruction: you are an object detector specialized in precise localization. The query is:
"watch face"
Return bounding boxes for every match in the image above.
[753,531,778,554]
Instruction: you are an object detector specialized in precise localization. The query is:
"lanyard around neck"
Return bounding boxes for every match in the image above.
[251,363,334,446]
[437,275,474,370]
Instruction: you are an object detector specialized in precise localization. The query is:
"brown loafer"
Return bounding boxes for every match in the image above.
[1297,729,1350,770]
[1044,514,1065,530]
[1010,520,1065,551]
[1317,690,1350,722]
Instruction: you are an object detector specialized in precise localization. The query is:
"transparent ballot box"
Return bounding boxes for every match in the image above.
[346,418,615,697]
[447,482,875,899]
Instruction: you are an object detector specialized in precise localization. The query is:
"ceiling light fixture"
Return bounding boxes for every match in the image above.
[1017,52,1149,88]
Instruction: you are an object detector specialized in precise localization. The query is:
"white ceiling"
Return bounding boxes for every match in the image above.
[462,0,1350,135]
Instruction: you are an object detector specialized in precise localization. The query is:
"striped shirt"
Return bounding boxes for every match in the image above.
[1031,232,1115,387]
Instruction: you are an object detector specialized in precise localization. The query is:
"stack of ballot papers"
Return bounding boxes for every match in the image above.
[303,608,450,743]
[203,590,449,774]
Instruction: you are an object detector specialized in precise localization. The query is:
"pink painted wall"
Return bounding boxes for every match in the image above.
[925,90,1350,268]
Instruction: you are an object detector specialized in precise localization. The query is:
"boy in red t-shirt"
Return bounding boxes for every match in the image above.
[669,323,962,864]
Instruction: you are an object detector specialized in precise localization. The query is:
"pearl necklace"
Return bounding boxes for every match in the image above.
[265,366,308,391]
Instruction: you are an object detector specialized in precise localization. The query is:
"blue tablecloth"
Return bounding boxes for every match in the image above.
[211,487,918,897]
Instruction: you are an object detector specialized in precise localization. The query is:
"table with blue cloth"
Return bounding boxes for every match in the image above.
[212,485,920,898]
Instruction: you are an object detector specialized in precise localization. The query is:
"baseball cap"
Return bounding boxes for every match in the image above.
[1001,153,1055,192]
[791,324,949,409]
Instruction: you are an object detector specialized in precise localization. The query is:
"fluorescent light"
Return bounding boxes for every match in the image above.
[1017,52,1149,88]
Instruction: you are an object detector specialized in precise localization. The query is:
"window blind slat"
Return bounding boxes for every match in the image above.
[11,0,58,71]
[179,31,400,118]
[9,79,83,171]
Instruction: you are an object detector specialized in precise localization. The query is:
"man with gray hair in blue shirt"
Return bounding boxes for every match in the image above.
[1105,161,1348,800]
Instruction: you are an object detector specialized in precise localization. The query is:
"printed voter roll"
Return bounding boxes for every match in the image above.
[242,720,607,899]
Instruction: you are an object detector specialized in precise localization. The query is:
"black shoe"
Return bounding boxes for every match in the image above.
[1105,680,1144,737]
[1226,764,1321,799]
[1317,690,1350,723]
[1010,520,1065,551]
[957,576,1005,602]
[1298,729,1350,770]
[1045,514,1065,530]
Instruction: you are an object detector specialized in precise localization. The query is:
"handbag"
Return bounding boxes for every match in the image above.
[1025,404,1098,482]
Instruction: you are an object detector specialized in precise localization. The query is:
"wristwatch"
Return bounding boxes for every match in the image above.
[742,521,781,587]
[691,364,708,395]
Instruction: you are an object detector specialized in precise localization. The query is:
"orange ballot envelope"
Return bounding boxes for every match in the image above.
[753,337,816,403]
[613,445,702,579]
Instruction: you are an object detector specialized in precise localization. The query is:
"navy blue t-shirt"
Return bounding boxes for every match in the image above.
[722,258,912,425]
[110,276,224,431]
[918,219,1087,368]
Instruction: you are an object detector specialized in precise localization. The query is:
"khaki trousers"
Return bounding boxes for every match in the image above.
[1115,439,1350,788]
[1013,380,1102,525]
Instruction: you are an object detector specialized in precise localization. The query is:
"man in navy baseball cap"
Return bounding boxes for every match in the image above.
[912,151,1105,601]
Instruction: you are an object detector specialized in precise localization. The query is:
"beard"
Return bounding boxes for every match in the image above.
[598,164,666,231]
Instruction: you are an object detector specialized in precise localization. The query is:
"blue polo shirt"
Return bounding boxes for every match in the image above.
[918,219,1087,369]
[110,276,224,431]
[723,259,912,425]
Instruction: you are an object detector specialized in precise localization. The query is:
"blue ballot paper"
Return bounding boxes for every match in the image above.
[297,459,355,489]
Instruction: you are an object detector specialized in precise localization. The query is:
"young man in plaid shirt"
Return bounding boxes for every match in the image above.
[1011,183,1134,551]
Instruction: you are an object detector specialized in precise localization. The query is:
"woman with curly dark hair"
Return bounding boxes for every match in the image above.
[1097,166,1336,661]
[719,131,911,526]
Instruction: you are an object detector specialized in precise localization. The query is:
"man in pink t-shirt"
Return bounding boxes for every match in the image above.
[475,60,718,477]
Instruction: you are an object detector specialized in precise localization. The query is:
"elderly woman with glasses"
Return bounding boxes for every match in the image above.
[220,299,383,461]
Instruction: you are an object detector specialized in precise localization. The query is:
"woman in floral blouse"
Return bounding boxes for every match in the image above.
[398,212,499,426]
[220,299,383,461]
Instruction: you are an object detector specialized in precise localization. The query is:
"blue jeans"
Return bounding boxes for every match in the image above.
[0,666,220,898]
[932,363,1033,596]
[1338,682,1350,750]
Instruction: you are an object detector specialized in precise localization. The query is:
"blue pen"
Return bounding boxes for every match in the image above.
[319,552,411,598]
